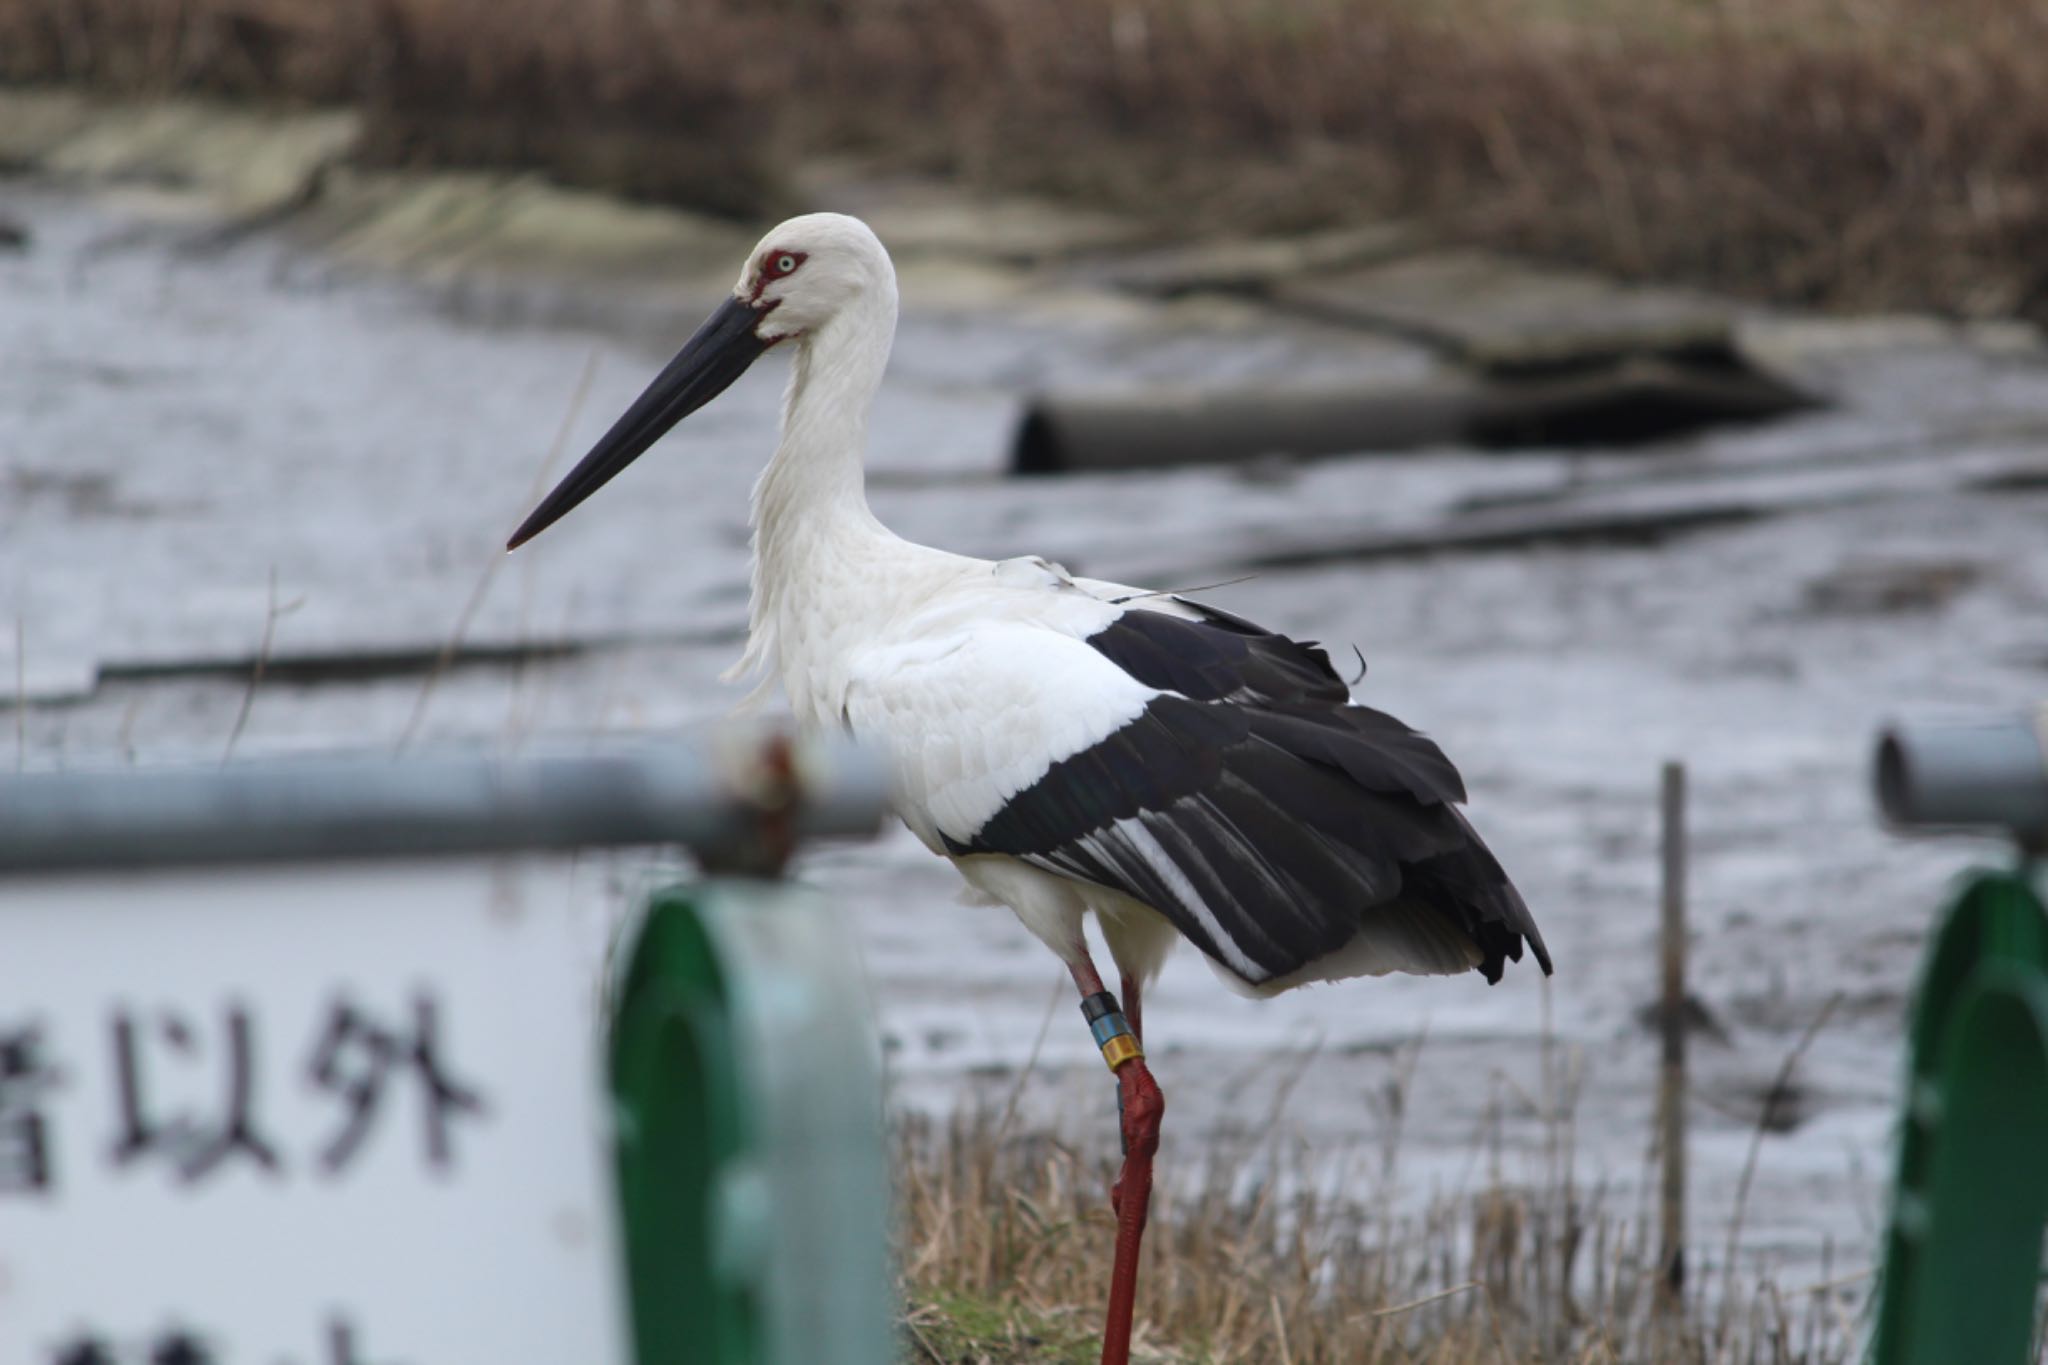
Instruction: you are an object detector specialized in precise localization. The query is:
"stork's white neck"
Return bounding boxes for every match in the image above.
[758,295,894,526]
[734,276,904,705]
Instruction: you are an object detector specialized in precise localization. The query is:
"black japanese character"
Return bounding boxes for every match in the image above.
[308,993,486,1175]
[0,1023,60,1194]
[148,1328,216,1365]
[48,1333,117,1365]
[109,1004,282,1183]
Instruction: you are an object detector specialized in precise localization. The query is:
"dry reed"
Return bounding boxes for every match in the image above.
[892,1079,1860,1364]
[4,0,2048,319]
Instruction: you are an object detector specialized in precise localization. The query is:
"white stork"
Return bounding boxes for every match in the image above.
[507,213,1550,1364]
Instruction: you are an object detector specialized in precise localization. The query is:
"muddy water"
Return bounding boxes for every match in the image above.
[7,182,2048,1303]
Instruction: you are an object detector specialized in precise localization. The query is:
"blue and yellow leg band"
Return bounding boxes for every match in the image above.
[1079,991,1144,1072]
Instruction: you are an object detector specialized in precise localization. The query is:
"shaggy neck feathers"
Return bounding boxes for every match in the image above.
[731,271,901,697]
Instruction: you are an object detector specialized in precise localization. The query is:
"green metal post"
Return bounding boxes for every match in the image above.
[608,879,893,1365]
[1896,966,2048,1363]
[1872,866,2048,1364]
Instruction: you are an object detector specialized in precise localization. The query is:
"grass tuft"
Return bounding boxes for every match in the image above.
[893,1101,1860,1364]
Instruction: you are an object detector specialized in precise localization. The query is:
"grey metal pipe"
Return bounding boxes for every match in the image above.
[0,733,892,873]
[1874,710,2048,841]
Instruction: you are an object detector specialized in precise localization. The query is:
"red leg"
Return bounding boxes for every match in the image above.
[1103,1060,1162,1364]
[1120,971,1144,1044]
[1067,961,1164,1365]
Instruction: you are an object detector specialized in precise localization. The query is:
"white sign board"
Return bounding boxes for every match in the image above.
[0,858,631,1365]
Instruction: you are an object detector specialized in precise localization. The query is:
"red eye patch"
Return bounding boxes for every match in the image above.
[749,249,808,306]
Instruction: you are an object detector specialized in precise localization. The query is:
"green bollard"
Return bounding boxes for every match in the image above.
[609,880,893,1365]
[1872,866,2048,1365]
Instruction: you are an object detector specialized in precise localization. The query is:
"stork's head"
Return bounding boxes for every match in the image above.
[738,212,894,343]
[506,212,894,549]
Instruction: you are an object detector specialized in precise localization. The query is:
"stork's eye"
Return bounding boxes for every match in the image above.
[769,252,802,277]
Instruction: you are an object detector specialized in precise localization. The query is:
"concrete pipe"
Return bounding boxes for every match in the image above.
[1010,356,1817,475]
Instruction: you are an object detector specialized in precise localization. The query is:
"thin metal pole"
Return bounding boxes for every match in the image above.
[13,617,24,772]
[1656,759,1689,1315]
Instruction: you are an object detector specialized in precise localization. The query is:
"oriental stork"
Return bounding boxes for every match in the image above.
[507,213,1550,1364]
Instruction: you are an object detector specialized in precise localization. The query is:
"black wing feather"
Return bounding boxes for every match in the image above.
[949,607,1550,986]
[1087,604,1350,704]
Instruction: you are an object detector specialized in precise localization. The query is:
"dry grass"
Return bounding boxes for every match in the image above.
[892,1092,1860,1364]
[5,0,2047,314]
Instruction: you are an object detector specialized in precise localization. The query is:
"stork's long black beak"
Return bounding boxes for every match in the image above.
[507,295,770,550]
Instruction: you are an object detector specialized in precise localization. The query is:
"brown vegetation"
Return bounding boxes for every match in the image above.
[6,0,2048,318]
[894,1113,1859,1363]
[894,1078,1861,1363]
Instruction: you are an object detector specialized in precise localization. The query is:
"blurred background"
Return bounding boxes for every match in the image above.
[5,2,2048,1359]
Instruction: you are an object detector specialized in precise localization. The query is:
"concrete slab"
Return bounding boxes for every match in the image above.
[0,87,96,166]
[1276,248,1737,371]
[300,168,752,292]
[20,92,358,220]
[1078,221,1419,297]
[791,159,1154,265]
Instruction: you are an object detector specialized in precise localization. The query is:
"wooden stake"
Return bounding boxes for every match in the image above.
[1656,760,1688,1314]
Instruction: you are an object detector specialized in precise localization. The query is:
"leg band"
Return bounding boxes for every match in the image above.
[1079,991,1144,1072]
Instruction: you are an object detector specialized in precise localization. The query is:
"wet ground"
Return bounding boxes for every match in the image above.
[7,179,2048,1304]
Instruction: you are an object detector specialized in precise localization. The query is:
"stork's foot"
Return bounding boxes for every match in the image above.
[1101,1057,1163,1365]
